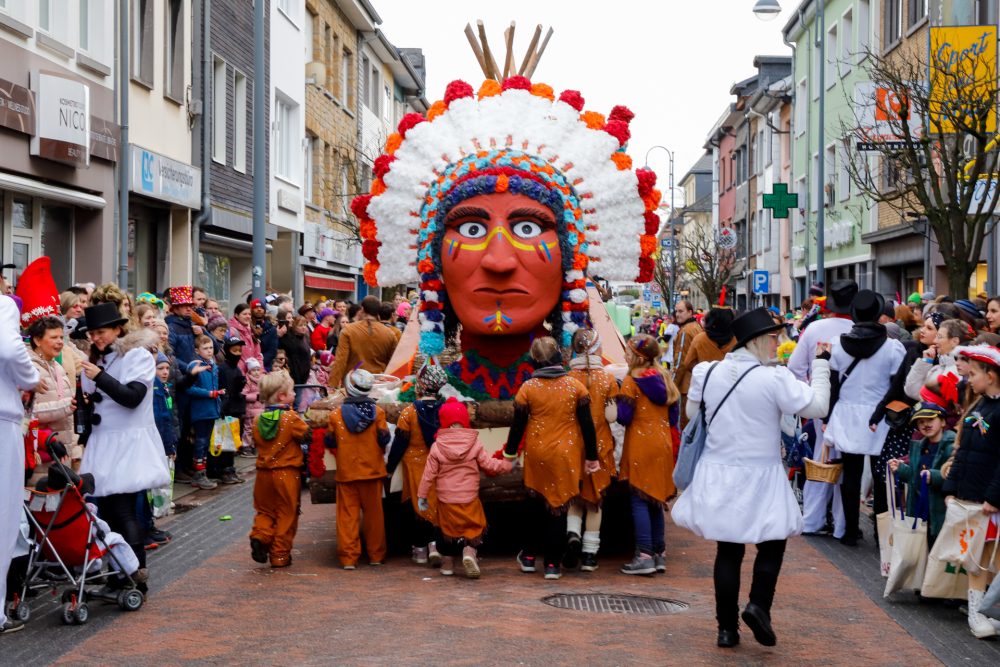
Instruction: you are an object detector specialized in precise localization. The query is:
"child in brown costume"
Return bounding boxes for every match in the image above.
[249,370,309,568]
[417,397,512,578]
[327,369,390,569]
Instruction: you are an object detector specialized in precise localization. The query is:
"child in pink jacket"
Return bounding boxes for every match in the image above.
[418,397,512,578]
[241,358,264,455]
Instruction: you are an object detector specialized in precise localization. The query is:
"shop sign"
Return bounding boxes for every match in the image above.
[90,116,120,162]
[130,145,201,209]
[0,77,35,135]
[30,71,90,167]
[854,82,923,152]
[930,26,997,134]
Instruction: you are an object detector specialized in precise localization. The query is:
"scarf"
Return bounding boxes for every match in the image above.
[532,365,567,379]
[568,355,604,371]
[342,396,376,433]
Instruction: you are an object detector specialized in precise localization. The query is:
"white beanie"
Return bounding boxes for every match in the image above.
[246,358,262,371]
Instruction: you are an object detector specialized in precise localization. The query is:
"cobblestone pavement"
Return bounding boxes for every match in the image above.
[5,477,951,667]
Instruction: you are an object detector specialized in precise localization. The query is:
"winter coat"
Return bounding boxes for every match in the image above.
[677,331,735,390]
[165,314,197,366]
[942,396,1000,507]
[152,377,179,455]
[227,316,263,374]
[417,427,511,504]
[896,430,955,540]
[257,318,278,370]
[185,357,221,422]
[280,331,312,384]
[310,324,330,352]
[904,351,959,402]
[328,319,399,389]
[28,348,75,445]
[218,359,247,418]
[671,320,704,392]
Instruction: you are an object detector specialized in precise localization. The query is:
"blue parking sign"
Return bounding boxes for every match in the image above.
[752,270,769,295]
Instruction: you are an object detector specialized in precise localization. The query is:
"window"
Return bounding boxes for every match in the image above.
[810,153,819,212]
[164,0,184,102]
[274,97,297,180]
[304,134,316,203]
[885,0,902,46]
[795,78,807,134]
[794,176,806,231]
[811,40,820,99]
[233,71,247,172]
[825,144,836,206]
[39,0,49,31]
[383,84,391,123]
[198,253,231,315]
[212,56,226,163]
[277,0,293,19]
[132,0,154,86]
[826,24,838,83]
[840,9,852,71]
[361,55,371,110]
[79,0,89,50]
[978,0,998,25]
[838,140,851,201]
[858,0,870,62]
[341,48,352,108]
[908,0,927,27]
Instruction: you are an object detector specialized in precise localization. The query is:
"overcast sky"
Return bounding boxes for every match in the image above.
[377,0,797,206]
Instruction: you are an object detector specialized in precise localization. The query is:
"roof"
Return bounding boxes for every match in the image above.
[679,153,712,185]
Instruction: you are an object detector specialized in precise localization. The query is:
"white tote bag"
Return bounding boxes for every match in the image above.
[883,472,929,597]
[929,498,996,575]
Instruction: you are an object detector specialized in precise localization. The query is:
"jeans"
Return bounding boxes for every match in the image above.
[192,419,214,465]
[714,540,786,631]
[630,492,665,555]
[94,493,146,569]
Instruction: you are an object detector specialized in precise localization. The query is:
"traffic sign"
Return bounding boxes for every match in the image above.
[660,237,673,249]
[752,270,769,295]
[652,296,662,308]
[717,227,738,249]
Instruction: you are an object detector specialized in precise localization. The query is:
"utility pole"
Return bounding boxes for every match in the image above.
[117,0,130,288]
[251,0,266,300]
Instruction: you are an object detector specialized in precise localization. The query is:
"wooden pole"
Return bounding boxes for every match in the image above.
[518,24,542,75]
[464,23,492,79]
[524,27,553,79]
[477,20,502,80]
[503,22,515,80]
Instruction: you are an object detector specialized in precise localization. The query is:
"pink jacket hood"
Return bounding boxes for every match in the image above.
[417,427,511,505]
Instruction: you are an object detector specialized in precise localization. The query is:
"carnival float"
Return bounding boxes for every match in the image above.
[307,21,661,504]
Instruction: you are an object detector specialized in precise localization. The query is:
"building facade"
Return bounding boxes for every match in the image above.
[0,0,119,289]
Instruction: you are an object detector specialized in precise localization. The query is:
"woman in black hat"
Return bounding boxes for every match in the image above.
[672,307,832,648]
[77,303,171,588]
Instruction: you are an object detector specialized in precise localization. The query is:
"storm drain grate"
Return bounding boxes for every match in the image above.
[542,593,689,615]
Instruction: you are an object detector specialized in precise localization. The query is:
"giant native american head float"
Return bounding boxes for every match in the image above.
[353,24,660,400]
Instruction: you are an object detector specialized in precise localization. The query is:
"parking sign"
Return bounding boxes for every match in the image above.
[752,270,769,295]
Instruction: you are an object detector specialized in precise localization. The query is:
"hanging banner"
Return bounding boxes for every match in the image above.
[929,26,997,134]
[854,82,923,151]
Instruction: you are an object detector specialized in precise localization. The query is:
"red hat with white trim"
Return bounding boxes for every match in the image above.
[14,257,60,327]
[957,344,1000,368]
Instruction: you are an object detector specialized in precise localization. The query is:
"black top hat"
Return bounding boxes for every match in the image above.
[828,279,859,314]
[82,302,128,332]
[732,307,785,349]
[851,289,886,324]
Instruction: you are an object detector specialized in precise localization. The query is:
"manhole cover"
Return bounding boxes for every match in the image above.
[542,593,688,615]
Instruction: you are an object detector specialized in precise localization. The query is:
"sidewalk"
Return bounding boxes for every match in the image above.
[29,499,941,666]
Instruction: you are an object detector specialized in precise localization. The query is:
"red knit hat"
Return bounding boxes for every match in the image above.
[14,257,60,327]
[438,397,470,429]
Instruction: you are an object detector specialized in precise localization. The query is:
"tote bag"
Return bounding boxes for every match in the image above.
[876,471,899,578]
[148,457,174,519]
[883,473,929,597]
[921,556,969,599]
[210,416,243,455]
[929,498,994,575]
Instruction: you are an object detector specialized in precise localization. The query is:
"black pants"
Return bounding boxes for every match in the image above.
[94,492,146,569]
[410,510,434,548]
[714,540,786,631]
[435,530,465,557]
[525,497,567,566]
[841,453,878,540]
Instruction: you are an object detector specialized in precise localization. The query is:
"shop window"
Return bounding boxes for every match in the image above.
[198,252,231,314]
[3,197,73,290]
[41,204,73,290]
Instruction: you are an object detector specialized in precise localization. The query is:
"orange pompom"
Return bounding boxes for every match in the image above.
[427,100,448,121]
[417,258,436,274]
[370,179,386,196]
[572,254,589,271]
[363,262,379,286]
[580,111,606,130]
[611,152,633,171]
[640,234,657,256]
[496,174,509,193]
[642,188,662,211]
[529,83,555,101]
[478,80,502,99]
[359,219,377,239]
[385,133,402,154]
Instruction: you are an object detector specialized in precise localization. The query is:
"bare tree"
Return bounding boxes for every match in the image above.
[677,231,740,308]
[841,36,1000,296]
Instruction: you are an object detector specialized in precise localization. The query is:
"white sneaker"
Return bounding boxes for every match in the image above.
[427,541,442,568]
[462,546,480,579]
[411,546,429,565]
[968,589,998,638]
[440,556,454,576]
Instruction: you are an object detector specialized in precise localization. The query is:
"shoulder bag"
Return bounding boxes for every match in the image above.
[673,361,757,491]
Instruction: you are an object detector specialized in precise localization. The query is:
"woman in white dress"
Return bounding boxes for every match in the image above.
[672,308,831,649]
[78,303,171,582]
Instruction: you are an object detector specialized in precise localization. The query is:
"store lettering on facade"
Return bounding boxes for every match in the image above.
[130,145,201,209]
[30,71,90,167]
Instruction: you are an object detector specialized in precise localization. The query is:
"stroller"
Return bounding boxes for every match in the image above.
[8,436,145,625]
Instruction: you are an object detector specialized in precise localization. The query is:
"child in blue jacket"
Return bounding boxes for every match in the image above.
[153,352,179,458]
[185,335,225,490]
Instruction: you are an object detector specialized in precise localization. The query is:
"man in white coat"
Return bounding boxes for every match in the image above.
[787,279,858,540]
[0,293,41,634]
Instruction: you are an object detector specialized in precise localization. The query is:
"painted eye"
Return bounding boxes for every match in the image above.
[457,221,488,238]
[511,221,542,239]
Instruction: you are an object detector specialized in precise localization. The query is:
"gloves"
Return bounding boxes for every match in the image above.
[417,498,429,513]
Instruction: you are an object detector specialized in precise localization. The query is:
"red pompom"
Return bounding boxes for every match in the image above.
[609,105,635,124]
[444,80,474,104]
[373,154,395,180]
[637,256,655,282]
[644,210,660,235]
[308,428,328,479]
[604,120,631,147]
[350,194,372,219]
[397,112,426,137]
[636,168,657,197]
[559,90,585,111]
[502,75,532,91]
[362,239,381,260]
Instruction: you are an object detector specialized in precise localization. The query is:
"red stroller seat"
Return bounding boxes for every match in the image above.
[26,487,105,569]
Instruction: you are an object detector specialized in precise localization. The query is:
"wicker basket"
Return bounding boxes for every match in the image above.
[804,443,842,484]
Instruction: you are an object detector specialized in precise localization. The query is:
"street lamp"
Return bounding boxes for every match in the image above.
[757,0,825,294]
[644,145,676,311]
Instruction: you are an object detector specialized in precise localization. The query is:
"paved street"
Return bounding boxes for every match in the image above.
[7,471,989,666]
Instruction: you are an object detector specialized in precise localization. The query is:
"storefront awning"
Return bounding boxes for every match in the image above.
[0,171,106,208]
[304,273,355,292]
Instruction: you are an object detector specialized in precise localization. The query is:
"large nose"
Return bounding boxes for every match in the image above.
[479,229,518,275]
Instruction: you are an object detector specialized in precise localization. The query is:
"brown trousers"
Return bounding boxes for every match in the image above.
[336,479,386,566]
[250,468,301,566]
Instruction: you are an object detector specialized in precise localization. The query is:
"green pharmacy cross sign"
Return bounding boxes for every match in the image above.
[762,183,798,219]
